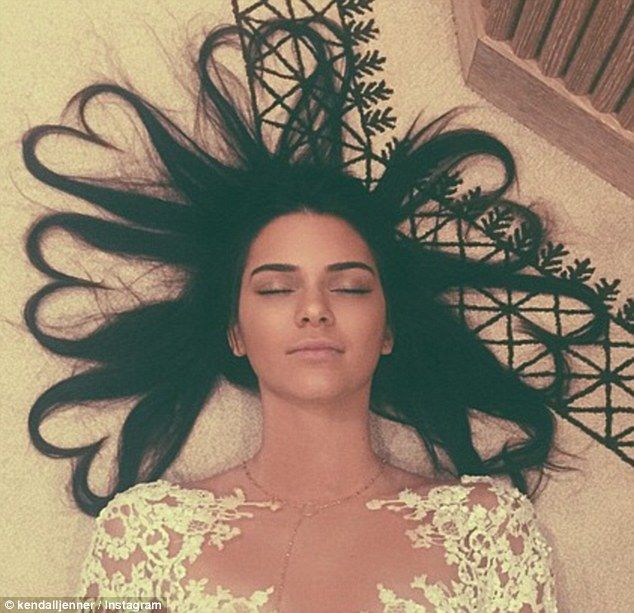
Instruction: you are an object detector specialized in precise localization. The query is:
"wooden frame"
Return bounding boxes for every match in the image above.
[452,0,634,198]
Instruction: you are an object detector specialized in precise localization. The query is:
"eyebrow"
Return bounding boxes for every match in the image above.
[249,261,377,278]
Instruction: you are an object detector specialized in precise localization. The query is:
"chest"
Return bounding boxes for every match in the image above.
[173,500,459,612]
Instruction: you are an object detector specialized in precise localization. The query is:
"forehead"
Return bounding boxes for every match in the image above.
[245,213,375,267]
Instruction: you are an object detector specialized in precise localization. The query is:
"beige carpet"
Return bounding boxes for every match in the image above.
[1,1,632,610]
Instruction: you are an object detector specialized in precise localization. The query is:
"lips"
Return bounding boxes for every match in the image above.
[289,347,343,362]
[287,339,344,353]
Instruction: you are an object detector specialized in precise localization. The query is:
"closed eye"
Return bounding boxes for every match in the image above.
[257,289,371,295]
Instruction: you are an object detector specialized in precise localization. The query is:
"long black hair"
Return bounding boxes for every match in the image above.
[21,17,608,517]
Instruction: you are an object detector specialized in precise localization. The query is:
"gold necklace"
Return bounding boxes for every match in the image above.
[241,457,389,611]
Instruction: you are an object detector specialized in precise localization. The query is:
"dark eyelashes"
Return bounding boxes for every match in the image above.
[257,289,372,295]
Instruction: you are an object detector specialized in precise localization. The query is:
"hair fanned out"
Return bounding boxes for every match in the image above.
[21,17,607,516]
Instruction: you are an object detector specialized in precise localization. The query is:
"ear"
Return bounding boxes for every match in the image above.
[381,324,394,355]
[227,324,245,357]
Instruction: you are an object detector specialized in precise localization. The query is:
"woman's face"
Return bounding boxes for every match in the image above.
[227,212,393,404]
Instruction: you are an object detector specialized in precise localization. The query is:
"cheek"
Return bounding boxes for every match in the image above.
[238,299,290,347]
[364,315,389,353]
[339,298,388,346]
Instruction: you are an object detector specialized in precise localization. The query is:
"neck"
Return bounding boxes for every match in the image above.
[247,386,387,502]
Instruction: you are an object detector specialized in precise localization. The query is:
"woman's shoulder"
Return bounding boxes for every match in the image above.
[377,464,527,498]
[95,478,208,529]
[461,475,540,536]
[435,473,537,516]
[174,464,251,496]
[99,479,179,509]
[99,467,244,510]
[96,469,282,528]
[367,468,536,518]
[456,472,531,502]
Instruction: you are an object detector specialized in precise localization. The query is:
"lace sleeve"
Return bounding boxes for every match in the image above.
[74,487,160,600]
[472,479,559,612]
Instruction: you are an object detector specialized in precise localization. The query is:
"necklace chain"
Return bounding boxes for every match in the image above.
[241,457,389,611]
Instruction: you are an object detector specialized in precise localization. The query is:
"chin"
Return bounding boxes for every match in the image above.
[274,379,352,403]
[291,383,346,400]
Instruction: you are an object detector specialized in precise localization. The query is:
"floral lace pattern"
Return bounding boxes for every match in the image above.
[364,476,557,612]
[75,475,557,612]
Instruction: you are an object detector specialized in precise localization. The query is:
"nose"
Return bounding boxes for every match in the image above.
[295,287,334,327]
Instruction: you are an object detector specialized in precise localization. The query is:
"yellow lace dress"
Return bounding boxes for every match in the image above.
[75,474,558,612]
